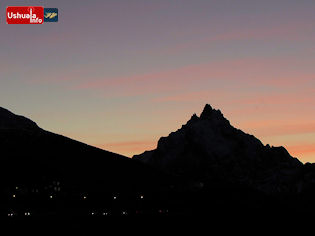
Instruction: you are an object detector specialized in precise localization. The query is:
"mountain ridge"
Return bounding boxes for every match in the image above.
[133,104,305,194]
[2,104,315,217]
[0,107,40,130]
[0,106,174,218]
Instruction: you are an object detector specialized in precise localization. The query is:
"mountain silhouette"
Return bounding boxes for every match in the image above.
[0,107,173,218]
[133,104,315,215]
[2,105,315,219]
[0,107,39,130]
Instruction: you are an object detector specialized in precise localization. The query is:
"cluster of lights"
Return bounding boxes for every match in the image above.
[90,211,127,216]
[7,212,32,217]
[7,184,154,217]
[82,194,144,201]
[10,184,145,202]
[158,209,169,214]
[90,211,110,216]
[6,208,169,217]
[10,181,62,201]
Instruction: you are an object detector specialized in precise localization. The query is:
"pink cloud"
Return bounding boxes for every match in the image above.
[243,122,315,137]
[72,56,314,98]
[231,93,315,106]
[153,90,225,102]
[286,144,315,157]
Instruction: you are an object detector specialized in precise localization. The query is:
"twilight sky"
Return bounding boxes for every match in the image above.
[0,0,314,162]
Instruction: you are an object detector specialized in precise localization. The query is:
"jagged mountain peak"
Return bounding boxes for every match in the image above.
[187,104,230,127]
[200,104,214,118]
[134,104,302,194]
[0,107,40,130]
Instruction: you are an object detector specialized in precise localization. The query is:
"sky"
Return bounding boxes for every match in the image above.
[0,0,314,162]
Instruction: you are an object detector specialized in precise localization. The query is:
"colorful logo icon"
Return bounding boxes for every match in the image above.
[44,8,58,22]
[6,6,44,24]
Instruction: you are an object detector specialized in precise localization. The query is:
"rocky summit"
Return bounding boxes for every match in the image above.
[133,104,312,195]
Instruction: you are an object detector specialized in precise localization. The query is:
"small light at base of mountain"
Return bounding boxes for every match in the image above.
[12,194,16,198]
[113,196,117,200]
[83,196,87,200]
[15,187,19,190]
[140,195,144,199]
[158,209,169,214]
[50,195,53,199]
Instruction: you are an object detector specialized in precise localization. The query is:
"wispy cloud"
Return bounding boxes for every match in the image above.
[159,22,315,54]
[286,144,315,159]
[245,122,315,137]
[70,56,314,99]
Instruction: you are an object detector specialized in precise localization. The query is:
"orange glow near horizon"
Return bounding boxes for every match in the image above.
[96,138,315,163]
[98,141,157,157]
[1,1,314,163]
[90,110,315,163]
